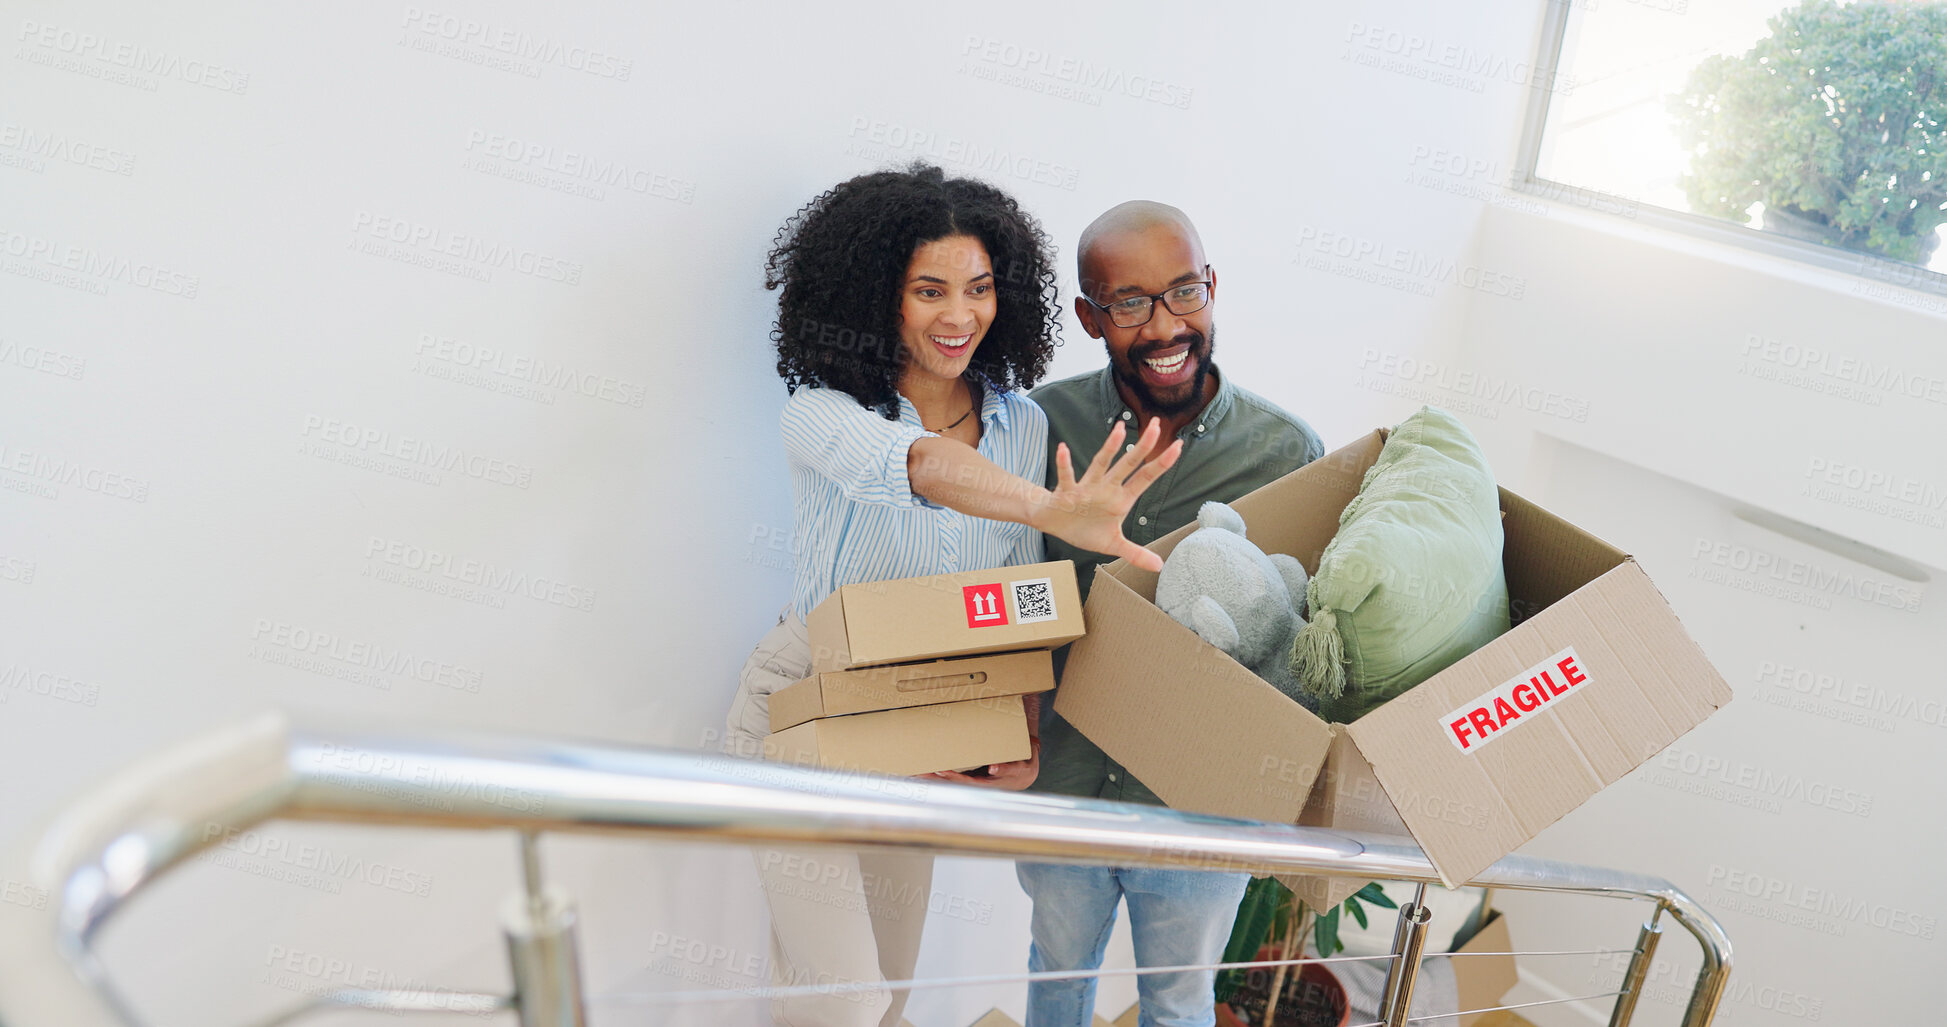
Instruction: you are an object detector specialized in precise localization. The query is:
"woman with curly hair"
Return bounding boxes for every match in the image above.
[725,164,1180,1027]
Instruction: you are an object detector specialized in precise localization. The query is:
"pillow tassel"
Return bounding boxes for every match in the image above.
[1292,607,1347,701]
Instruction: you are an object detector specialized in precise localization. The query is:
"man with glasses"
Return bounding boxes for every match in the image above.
[1019,200,1324,1027]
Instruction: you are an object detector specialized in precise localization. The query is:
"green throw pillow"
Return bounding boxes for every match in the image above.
[1290,406,1509,723]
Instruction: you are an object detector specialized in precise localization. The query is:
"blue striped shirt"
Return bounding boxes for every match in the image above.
[780,380,1049,621]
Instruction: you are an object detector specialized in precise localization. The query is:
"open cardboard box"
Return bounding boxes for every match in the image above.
[1055,429,1732,902]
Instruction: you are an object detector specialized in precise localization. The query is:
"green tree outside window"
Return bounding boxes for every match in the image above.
[1672,0,1947,265]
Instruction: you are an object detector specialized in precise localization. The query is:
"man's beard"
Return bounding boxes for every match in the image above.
[1112,325,1215,416]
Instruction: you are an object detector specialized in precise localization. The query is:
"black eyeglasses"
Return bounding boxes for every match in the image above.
[1083,267,1213,328]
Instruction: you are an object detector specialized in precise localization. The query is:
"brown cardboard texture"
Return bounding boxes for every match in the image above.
[1281,726,1410,909]
[1453,910,1518,1026]
[1055,429,1732,890]
[807,560,1084,672]
[764,694,1029,777]
[770,650,1054,732]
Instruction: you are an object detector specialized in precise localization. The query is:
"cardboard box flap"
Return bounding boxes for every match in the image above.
[1104,430,1387,598]
[769,650,1054,731]
[1278,725,1407,910]
[805,594,850,670]
[1056,571,1335,825]
[1100,450,1621,624]
[1500,487,1627,619]
[769,677,829,734]
[1348,560,1732,888]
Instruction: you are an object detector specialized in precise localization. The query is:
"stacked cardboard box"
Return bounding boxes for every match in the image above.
[1451,907,1519,1026]
[1056,429,1732,902]
[764,561,1085,777]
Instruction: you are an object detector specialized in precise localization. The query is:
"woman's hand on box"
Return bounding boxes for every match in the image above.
[1035,418,1181,573]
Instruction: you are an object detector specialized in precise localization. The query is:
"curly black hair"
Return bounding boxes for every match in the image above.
[765,163,1062,417]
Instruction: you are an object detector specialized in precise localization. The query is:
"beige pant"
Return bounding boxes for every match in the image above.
[727,609,935,1027]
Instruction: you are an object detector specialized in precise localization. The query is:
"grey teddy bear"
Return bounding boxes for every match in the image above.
[1155,501,1319,712]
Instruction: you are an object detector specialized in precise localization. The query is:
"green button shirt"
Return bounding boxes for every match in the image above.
[1028,365,1324,807]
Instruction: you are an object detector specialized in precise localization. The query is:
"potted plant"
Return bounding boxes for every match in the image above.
[1213,880,1394,1027]
[1670,0,1947,266]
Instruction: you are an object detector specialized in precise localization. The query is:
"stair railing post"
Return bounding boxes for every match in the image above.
[1607,905,1665,1027]
[501,831,588,1027]
[1376,884,1432,1027]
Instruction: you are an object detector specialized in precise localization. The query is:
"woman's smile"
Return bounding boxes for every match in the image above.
[929,331,975,358]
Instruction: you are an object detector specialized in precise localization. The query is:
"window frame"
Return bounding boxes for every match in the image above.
[1512,0,1947,301]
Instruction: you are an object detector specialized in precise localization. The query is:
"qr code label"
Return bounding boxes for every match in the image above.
[1008,577,1057,623]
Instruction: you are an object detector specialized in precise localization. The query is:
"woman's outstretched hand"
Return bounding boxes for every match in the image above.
[1034,418,1182,573]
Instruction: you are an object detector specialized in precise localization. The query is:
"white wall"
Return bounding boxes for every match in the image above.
[0,2,1934,1026]
[1455,202,1943,1026]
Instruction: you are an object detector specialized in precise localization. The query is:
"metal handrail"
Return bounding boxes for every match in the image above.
[0,714,1732,1026]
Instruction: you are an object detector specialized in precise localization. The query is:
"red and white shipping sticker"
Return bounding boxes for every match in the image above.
[1441,646,1591,754]
[963,582,1009,628]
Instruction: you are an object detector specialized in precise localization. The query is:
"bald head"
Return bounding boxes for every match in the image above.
[1077,201,1205,290]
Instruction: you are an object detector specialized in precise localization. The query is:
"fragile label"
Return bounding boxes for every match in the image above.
[963,582,1008,627]
[1442,647,1590,754]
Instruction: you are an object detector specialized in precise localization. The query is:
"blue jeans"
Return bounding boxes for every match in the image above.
[1015,862,1249,1027]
